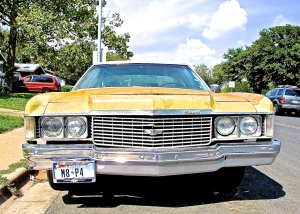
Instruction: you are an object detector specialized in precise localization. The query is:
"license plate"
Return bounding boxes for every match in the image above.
[52,161,96,183]
[291,100,300,104]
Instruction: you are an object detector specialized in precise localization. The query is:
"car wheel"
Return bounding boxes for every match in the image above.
[47,170,71,190]
[212,167,245,192]
[273,103,281,115]
[42,87,50,93]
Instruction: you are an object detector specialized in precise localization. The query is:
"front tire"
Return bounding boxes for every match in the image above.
[212,167,245,192]
[42,87,50,93]
[47,170,70,191]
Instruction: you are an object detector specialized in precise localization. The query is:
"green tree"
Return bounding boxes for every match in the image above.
[222,81,253,93]
[245,25,300,91]
[221,25,300,94]
[0,0,133,91]
[0,28,9,52]
[211,63,229,86]
[194,63,213,85]
[221,47,246,82]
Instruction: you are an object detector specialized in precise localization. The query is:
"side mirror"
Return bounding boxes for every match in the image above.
[210,84,220,93]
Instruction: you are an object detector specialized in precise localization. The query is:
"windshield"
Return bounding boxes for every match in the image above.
[73,63,210,91]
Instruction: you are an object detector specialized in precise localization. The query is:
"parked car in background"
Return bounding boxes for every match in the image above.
[209,84,220,92]
[22,62,280,194]
[17,75,61,93]
[265,85,300,115]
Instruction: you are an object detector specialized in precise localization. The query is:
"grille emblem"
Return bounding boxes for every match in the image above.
[144,129,163,136]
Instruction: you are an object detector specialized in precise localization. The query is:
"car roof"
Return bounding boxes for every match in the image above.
[93,61,190,67]
[277,85,298,89]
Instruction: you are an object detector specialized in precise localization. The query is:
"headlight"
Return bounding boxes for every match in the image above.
[216,117,236,136]
[239,116,258,135]
[65,117,87,138]
[41,117,63,137]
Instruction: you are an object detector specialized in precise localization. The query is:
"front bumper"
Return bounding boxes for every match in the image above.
[22,140,281,176]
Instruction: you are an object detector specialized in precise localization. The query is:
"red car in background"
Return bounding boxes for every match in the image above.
[18,75,61,93]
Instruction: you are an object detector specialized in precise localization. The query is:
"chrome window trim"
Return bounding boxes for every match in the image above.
[24,109,273,117]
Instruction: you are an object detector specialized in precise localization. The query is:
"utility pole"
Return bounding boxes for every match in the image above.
[97,0,103,62]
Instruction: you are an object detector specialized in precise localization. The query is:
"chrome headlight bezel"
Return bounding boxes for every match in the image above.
[40,117,64,138]
[214,115,262,139]
[39,116,88,139]
[239,116,259,136]
[215,117,236,136]
[65,117,87,138]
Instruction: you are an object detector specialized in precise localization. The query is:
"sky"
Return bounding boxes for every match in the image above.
[104,0,300,67]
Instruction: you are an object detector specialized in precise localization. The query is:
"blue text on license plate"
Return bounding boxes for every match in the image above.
[52,161,96,183]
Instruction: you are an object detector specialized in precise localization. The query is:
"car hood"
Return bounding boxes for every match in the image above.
[25,88,273,115]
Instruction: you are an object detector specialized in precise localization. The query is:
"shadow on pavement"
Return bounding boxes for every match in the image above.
[61,166,285,208]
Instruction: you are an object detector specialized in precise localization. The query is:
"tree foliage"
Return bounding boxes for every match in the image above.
[0,0,133,90]
[221,25,300,94]
[211,63,229,86]
[194,63,229,88]
[194,63,213,85]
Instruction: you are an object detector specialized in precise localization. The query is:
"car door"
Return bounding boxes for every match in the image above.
[266,89,277,102]
[23,76,34,92]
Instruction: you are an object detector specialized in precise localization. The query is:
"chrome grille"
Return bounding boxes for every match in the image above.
[92,116,212,148]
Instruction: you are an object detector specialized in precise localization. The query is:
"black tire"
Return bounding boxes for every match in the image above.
[273,103,283,115]
[212,167,245,192]
[42,87,50,93]
[47,170,71,191]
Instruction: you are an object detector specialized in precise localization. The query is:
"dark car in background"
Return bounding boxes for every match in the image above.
[265,85,300,115]
[17,75,61,93]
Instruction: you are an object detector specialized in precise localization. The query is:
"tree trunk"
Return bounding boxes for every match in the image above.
[5,2,17,94]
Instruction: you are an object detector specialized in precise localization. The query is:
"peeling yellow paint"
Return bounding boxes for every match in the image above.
[24,88,273,114]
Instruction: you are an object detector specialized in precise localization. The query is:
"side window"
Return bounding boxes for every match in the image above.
[23,76,31,82]
[43,77,53,83]
[285,89,294,96]
[31,76,42,82]
[31,76,40,82]
[276,88,284,96]
[270,89,277,96]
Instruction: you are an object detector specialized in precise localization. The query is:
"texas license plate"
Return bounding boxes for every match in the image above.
[52,161,96,183]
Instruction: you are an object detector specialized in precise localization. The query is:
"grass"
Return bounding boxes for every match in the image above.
[0,159,29,197]
[0,159,29,175]
[0,93,33,196]
[0,92,35,111]
[0,114,24,134]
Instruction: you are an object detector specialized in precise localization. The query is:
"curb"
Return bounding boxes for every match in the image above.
[0,168,37,205]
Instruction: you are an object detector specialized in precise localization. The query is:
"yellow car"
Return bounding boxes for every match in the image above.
[22,62,280,192]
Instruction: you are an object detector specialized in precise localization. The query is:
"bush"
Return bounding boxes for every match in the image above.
[0,85,9,94]
[221,81,253,93]
[61,85,73,92]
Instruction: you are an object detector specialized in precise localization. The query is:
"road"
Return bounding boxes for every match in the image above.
[1,115,299,214]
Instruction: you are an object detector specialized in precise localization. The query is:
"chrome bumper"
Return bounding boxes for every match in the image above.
[22,140,281,176]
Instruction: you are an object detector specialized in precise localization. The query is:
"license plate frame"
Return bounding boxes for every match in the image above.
[52,161,96,183]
